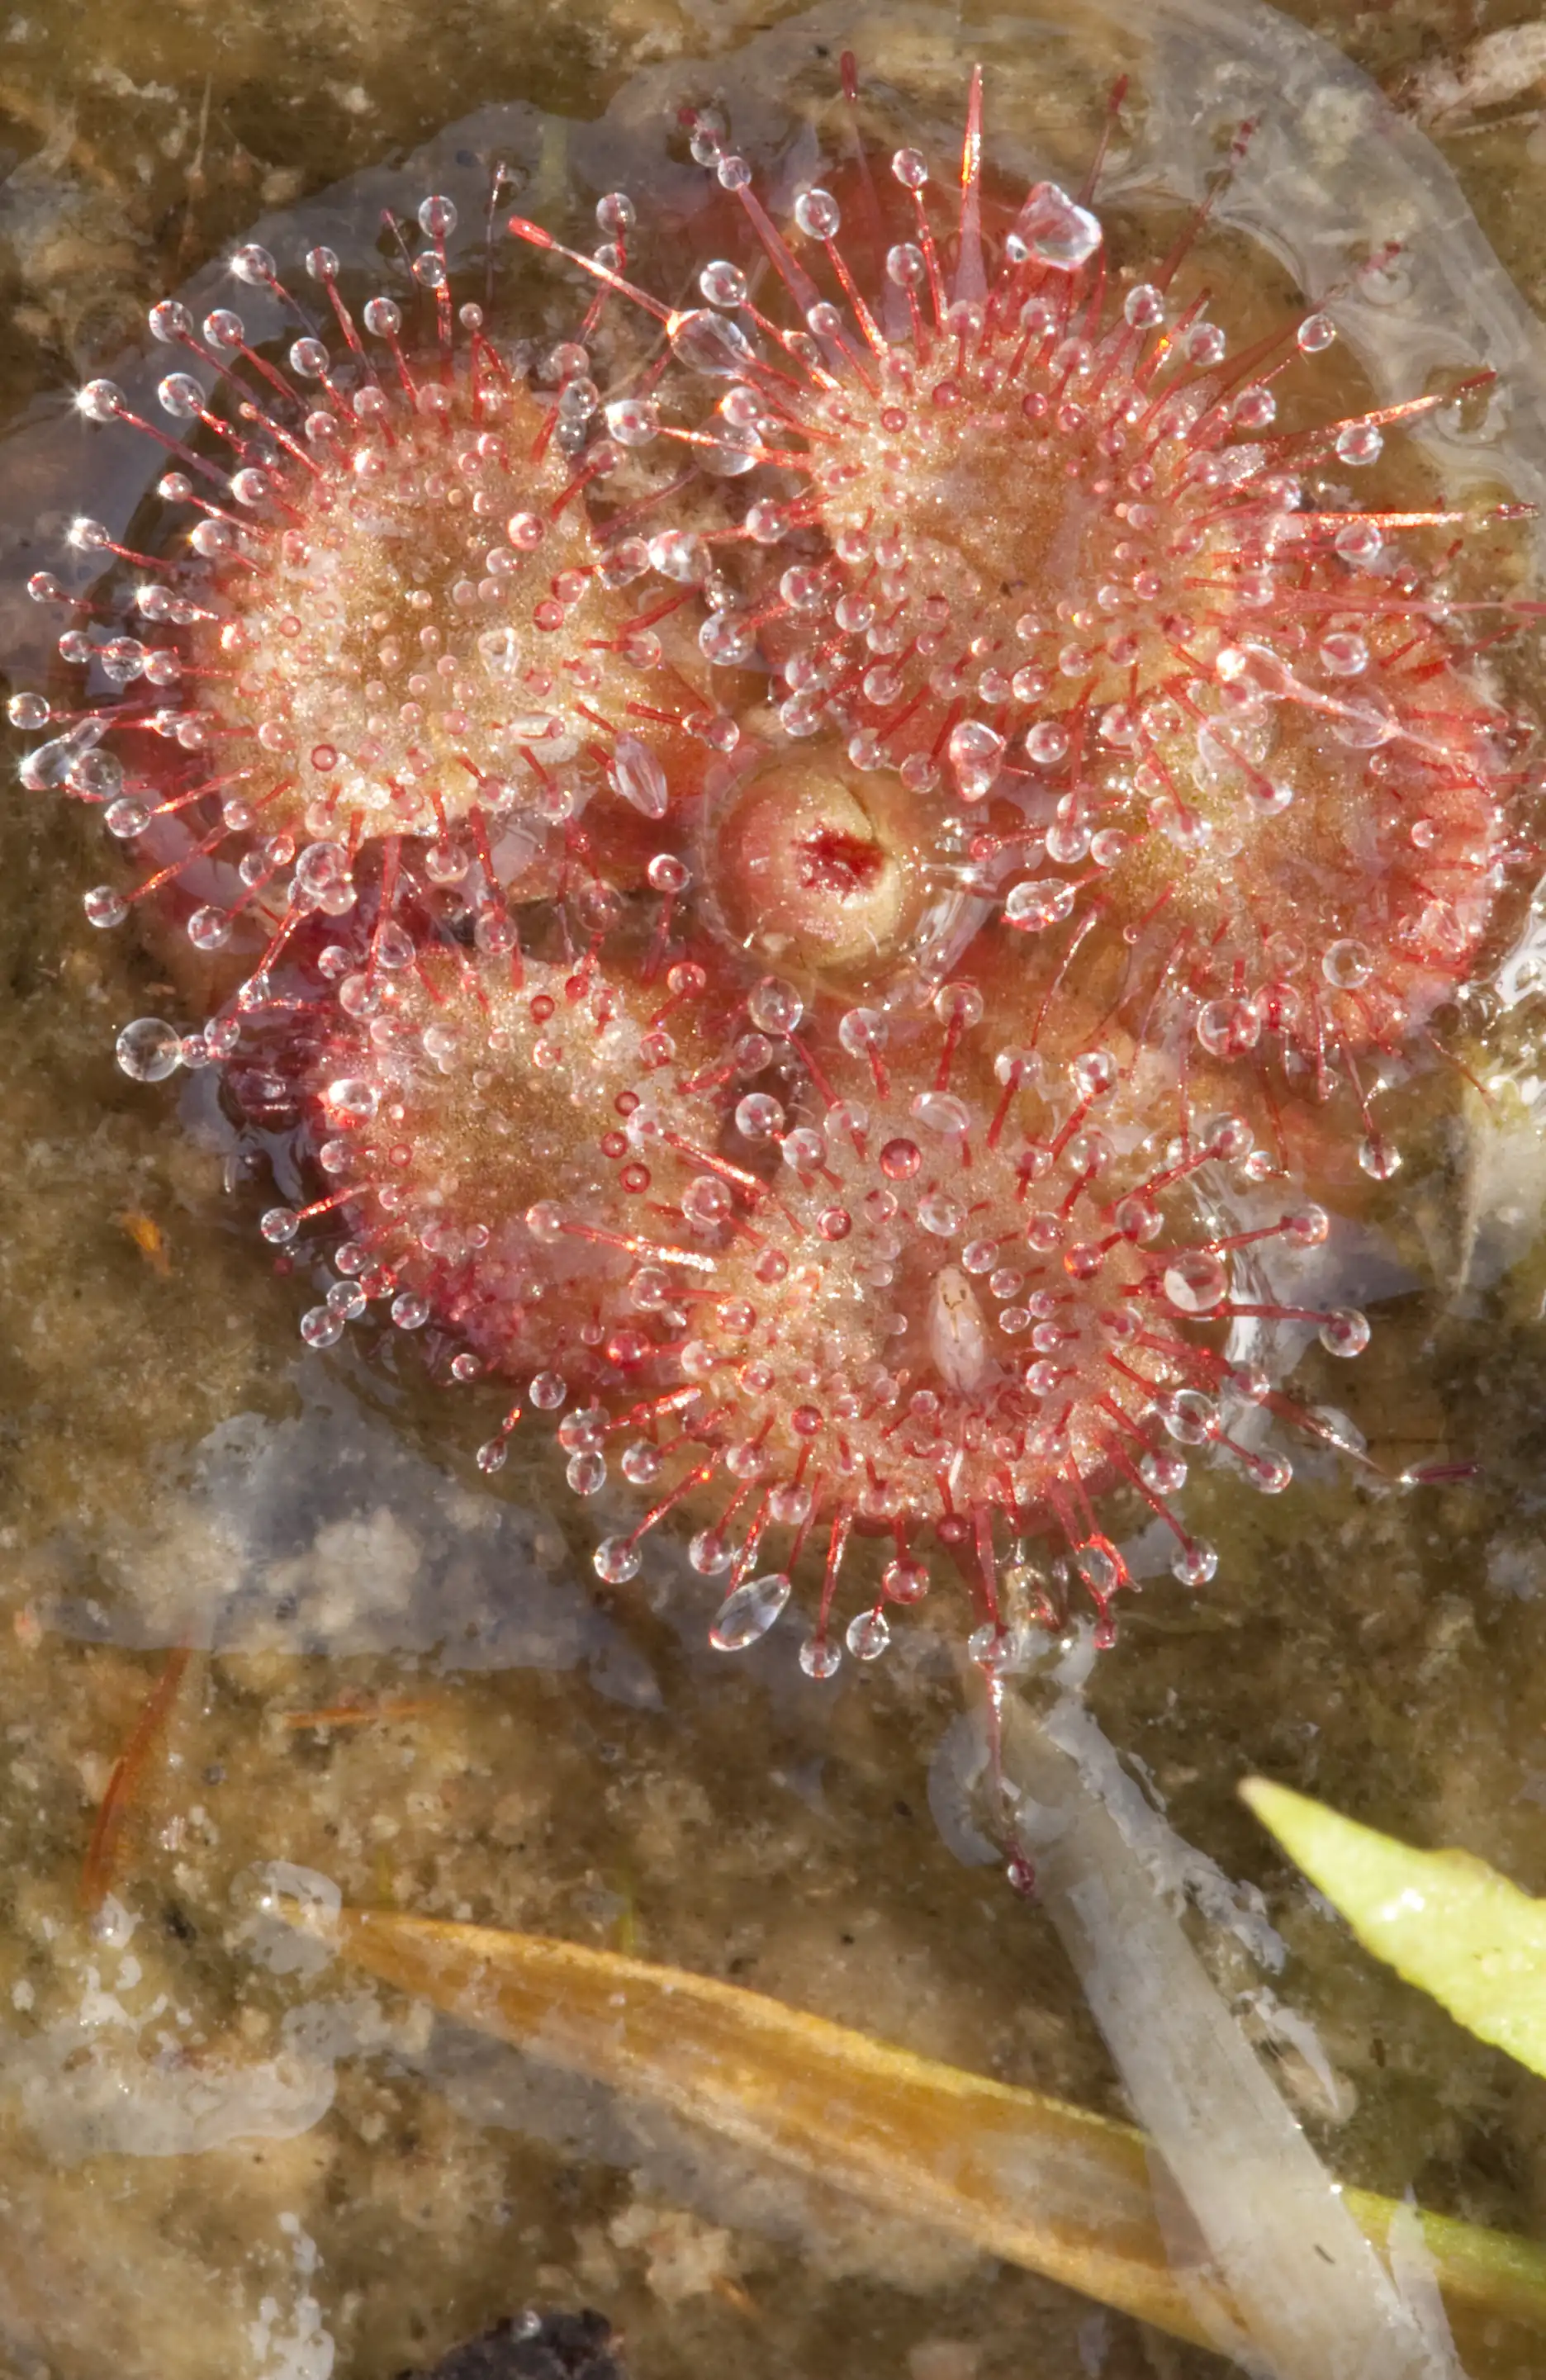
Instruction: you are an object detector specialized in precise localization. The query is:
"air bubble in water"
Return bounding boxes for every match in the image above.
[116,1018,182,1082]
[1012,183,1102,269]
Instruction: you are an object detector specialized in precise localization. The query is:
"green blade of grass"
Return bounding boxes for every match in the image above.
[1242,1776,1546,2080]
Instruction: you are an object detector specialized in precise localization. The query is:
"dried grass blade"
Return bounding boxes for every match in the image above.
[325,1906,1546,2375]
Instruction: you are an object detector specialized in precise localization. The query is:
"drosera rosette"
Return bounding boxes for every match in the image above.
[510,57,1542,1180]
[7,7,1524,1690]
[957,611,1524,1188]
[239,913,764,1458]
[574,979,1392,1676]
[9,183,746,1011]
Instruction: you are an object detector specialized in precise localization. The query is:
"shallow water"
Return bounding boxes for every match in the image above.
[2,1,1546,2377]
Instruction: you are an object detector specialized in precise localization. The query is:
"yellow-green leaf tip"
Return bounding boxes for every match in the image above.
[1240,1776,1546,2079]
